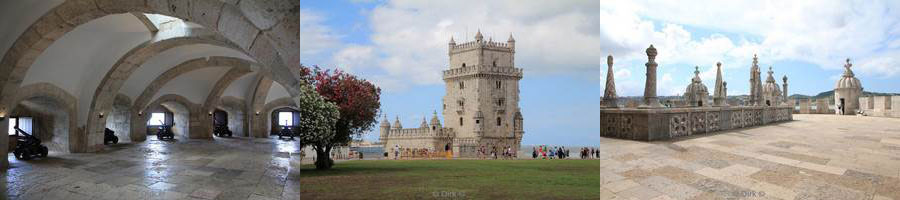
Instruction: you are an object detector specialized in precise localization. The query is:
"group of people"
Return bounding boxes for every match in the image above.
[530,146,600,159]
[477,145,516,159]
[580,147,600,159]
[532,145,572,159]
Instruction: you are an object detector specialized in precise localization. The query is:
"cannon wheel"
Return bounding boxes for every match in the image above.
[20,149,32,160]
[113,137,119,144]
[157,134,163,140]
[40,146,48,157]
[13,150,22,160]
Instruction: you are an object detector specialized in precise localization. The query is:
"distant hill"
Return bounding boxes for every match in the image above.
[789,90,900,99]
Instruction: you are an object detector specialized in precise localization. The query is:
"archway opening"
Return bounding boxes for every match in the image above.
[270,107,299,137]
[11,97,72,153]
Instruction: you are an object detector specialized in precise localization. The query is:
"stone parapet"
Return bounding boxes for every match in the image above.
[600,106,793,141]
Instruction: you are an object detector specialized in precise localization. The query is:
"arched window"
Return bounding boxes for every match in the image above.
[496,81,501,89]
[459,81,465,89]
[459,117,464,126]
[496,117,501,126]
[462,63,466,68]
[493,60,497,67]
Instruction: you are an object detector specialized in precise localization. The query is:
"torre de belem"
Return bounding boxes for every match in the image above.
[380,31,525,158]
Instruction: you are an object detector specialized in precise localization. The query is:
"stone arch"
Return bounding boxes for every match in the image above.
[142,94,197,140]
[12,83,79,153]
[249,75,274,138]
[262,97,296,137]
[0,0,300,152]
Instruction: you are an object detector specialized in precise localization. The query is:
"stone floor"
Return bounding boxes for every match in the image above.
[601,114,900,200]
[2,137,301,200]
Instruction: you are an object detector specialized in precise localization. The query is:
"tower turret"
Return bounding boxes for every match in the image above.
[420,117,428,128]
[392,116,403,129]
[782,75,789,105]
[713,62,725,106]
[475,29,483,42]
[430,111,441,127]
[379,115,390,143]
[507,34,515,50]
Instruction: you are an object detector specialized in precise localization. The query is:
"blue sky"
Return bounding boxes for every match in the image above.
[300,0,601,146]
[601,1,900,97]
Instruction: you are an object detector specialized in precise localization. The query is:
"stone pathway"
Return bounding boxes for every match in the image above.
[601,114,900,199]
[3,137,301,200]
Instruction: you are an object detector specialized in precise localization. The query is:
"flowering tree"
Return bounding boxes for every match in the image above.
[301,64,381,170]
[294,81,340,169]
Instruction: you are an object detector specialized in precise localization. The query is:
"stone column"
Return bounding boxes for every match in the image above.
[782,76,789,105]
[601,55,619,107]
[0,116,8,169]
[640,45,663,108]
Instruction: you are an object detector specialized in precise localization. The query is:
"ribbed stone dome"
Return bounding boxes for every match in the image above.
[835,76,862,89]
[683,66,709,106]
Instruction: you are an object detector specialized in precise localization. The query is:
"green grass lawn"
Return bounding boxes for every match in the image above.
[300,159,601,200]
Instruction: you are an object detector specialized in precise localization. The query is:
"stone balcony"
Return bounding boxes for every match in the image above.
[442,66,523,80]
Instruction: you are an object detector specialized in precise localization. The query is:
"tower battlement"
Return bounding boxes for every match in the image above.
[450,40,514,53]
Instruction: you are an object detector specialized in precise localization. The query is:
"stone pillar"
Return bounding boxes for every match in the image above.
[130,111,148,142]
[602,55,619,107]
[0,116,8,169]
[800,99,810,114]
[640,45,663,108]
[892,96,900,117]
[782,76,789,105]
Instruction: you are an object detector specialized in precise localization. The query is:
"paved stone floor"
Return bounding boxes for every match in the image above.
[2,137,301,200]
[601,114,900,200]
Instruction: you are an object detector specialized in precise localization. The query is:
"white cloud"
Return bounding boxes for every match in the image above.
[316,0,601,92]
[601,0,900,80]
[331,45,375,72]
[299,9,341,60]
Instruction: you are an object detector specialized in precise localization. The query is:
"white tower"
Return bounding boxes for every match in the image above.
[443,30,524,152]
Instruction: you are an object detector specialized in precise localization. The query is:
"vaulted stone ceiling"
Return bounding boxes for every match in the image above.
[0,0,299,159]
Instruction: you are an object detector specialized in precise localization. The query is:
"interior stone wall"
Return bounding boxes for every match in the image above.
[218,97,247,137]
[160,102,190,140]
[106,94,132,143]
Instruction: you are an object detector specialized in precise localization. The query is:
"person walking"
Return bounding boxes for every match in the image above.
[532,147,537,159]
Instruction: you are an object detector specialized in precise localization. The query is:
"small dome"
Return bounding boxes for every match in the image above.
[835,59,862,89]
[684,66,709,95]
[380,115,390,127]
[684,66,709,106]
[763,66,782,97]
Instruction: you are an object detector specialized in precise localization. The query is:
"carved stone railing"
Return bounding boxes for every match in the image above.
[442,65,523,80]
[600,106,793,141]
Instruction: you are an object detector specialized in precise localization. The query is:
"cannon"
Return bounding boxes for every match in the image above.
[156,122,174,140]
[213,120,232,137]
[13,127,49,160]
[104,128,119,144]
[278,126,295,140]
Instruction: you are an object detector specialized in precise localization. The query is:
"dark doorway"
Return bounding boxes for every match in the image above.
[766,100,771,106]
[840,98,845,114]
[213,109,227,126]
[698,101,703,107]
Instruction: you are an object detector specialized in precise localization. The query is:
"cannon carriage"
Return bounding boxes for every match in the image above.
[278,126,295,140]
[157,123,174,140]
[104,128,119,144]
[12,127,49,160]
[213,120,232,137]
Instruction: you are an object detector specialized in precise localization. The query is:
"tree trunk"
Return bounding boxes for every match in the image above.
[314,144,334,170]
